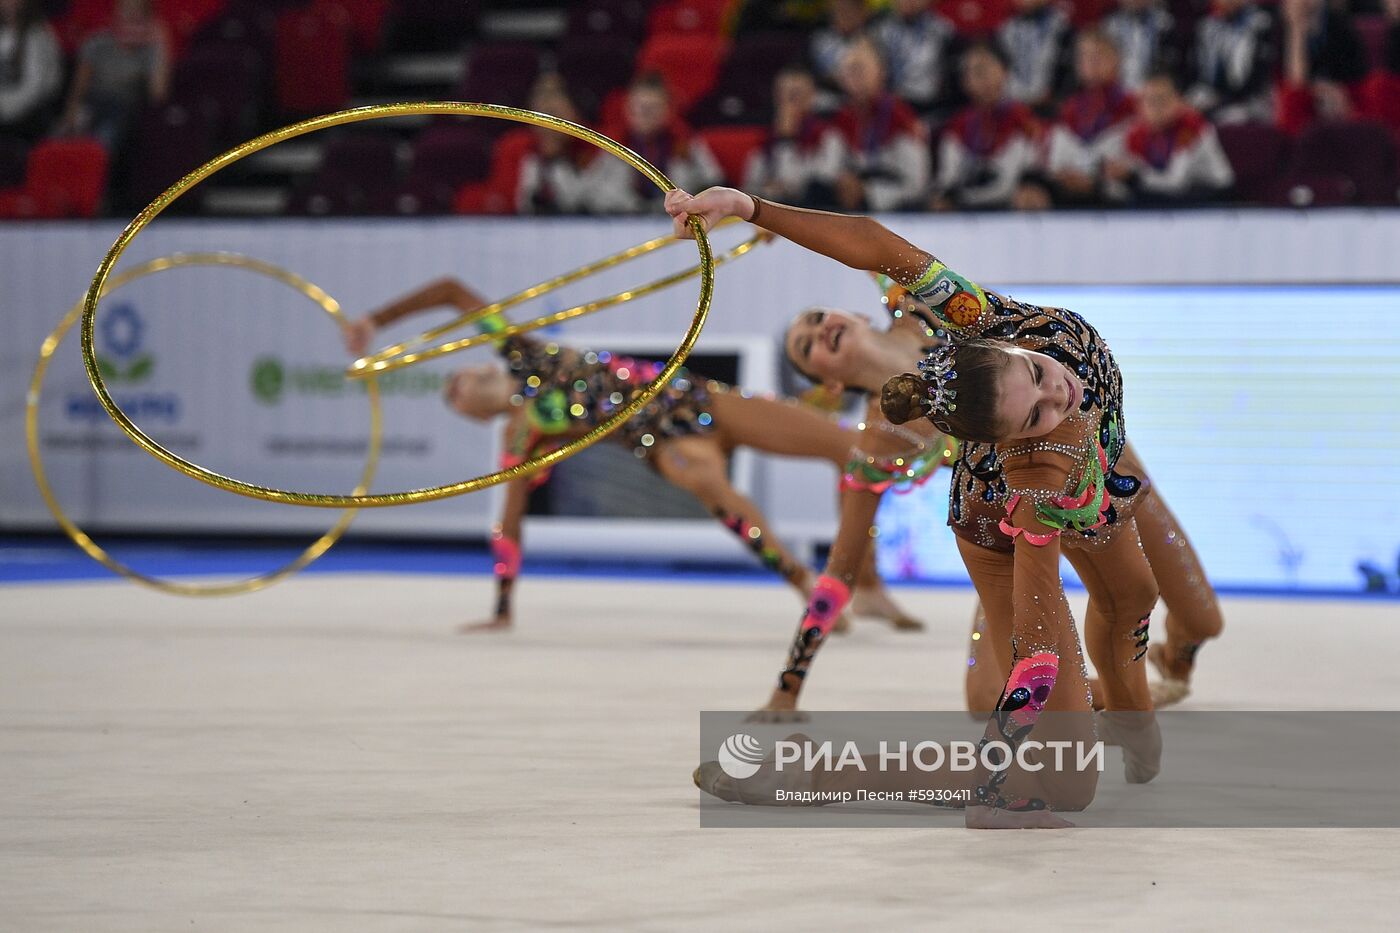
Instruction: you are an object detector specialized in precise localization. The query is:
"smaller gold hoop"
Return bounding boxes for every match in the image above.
[27,253,380,596]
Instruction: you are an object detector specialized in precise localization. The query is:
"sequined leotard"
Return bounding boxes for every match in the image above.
[906,265,1148,552]
[499,333,719,467]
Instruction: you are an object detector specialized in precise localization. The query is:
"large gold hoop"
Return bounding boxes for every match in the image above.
[28,253,380,595]
[77,103,715,508]
[347,218,766,378]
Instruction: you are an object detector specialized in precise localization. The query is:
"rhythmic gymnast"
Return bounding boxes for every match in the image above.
[670,186,1179,824]
[779,280,1222,712]
[342,278,926,634]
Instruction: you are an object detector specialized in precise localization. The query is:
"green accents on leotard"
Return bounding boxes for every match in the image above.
[906,259,989,330]
[525,386,571,435]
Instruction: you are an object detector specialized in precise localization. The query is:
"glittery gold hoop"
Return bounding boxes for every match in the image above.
[29,252,380,595]
[77,103,715,508]
[347,218,765,378]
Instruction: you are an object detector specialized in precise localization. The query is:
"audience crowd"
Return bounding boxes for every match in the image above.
[1,0,1398,218]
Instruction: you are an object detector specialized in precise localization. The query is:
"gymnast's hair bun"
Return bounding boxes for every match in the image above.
[880,373,925,425]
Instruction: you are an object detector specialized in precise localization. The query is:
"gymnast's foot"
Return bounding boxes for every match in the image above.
[457,615,512,634]
[850,586,925,632]
[965,805,1075,829]
[1148,643,1193,707]
[1097,710,1162,784]
[694,733,819,805]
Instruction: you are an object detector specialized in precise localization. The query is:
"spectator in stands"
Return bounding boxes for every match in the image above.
[830,37,930,211]
[515,74,594,215]
[870,0,959,116]
[1187,0,1277,124]
[0,0,61,142]
[587,74,721,214]
[931,42,1047,211]
[1101,0,1178,91]
[1105,68,1234,204]
[998,0,1073,112]
[810,0,873,90]
[1277,0,1368,135]
[1046,29,1138,205]
[56,0,169,150]
[743,66,843,208]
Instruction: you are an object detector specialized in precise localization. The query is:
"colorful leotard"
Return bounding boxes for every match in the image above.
[841,420,956,494]
[499,334,720,467]
[906,261,1148,552]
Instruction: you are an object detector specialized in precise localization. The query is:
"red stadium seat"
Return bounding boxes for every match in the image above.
[568,0,650,44]
[647,0,728,37]
[317,0,388,53]
[155,0,227,61]
[276,5,352,115]
[1216,123,1290,204]
[1291,120,1399,206]
[50,0,113,54]
[635,33,728,115]
[1273,173,1355,207]
[371,124,493,215]
[687,31,808,126]
[696,125,766,186]
[1066,0,1113,27]
[456,43,544,113]
[0,138,110,218]
[124,103,214,212]
[936,0,1010,36]
[1353,14,1390,71]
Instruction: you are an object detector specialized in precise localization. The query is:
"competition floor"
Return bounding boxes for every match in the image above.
[2,568,1397,931]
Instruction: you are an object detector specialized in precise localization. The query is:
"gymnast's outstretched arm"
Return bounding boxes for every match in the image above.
[665,188,936,287]
[343,278,490,356]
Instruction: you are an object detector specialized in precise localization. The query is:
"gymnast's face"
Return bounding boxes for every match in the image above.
[990,347,1083,441]
[444,364,515,421]
[784,307,877,391]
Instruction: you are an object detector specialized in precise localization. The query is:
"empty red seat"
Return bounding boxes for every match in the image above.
[1353,14,1390,71]
[123,103,215,211]
[276,5,351,115]
[696,125,766,185]
[635,33,728,115]
[568,0,650,45]
[1273,173,1355,208]
[173,44,261,145]
[1216,122,1290,204]
[155,0,228,60]
[317,0,388,53]
[687,31,808,126]
[556,36,638,121]
[456,42,544,112]
[647,0,728,37]
[371,124,493,215]
[936,0,1010,36]
[1291,120,1399,205]
[0,138,110,218]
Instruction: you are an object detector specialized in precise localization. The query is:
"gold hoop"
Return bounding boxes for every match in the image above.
[76,103,715,509]
[347,218,765,378]
[28,252,381,596]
